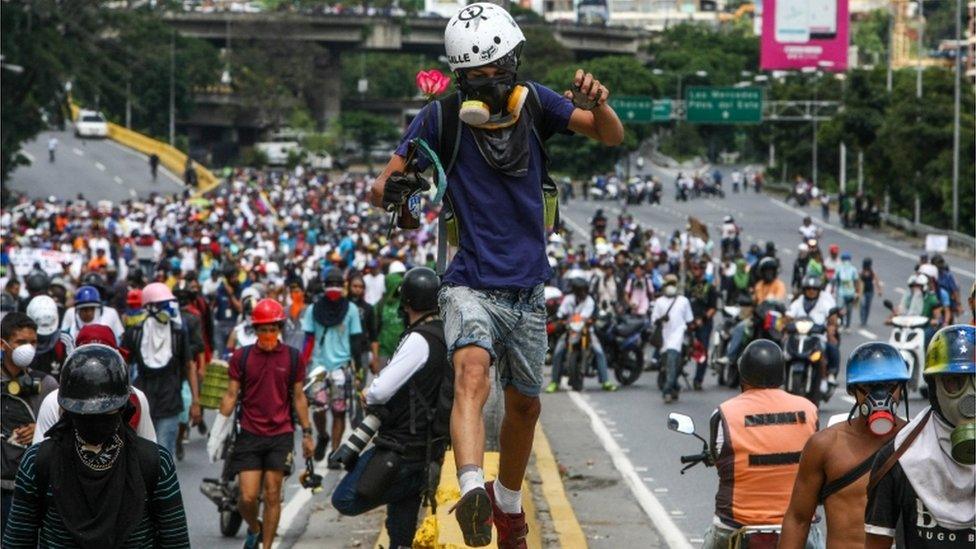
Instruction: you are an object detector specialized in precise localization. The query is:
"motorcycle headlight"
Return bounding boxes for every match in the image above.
[810,351,822,363]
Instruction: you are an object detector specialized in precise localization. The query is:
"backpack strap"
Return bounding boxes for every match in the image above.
[234,346,252,431]
[866,408,932,495]
[818,449,879,503]
[436,93,462,176]
[287,346,299,424]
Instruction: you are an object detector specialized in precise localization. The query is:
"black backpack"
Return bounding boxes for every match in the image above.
[432,82,561,244]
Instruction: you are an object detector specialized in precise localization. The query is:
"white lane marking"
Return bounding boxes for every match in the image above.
[568,392,693,549]
[114,176,124,185]
[642,477,655,482]
[770,199,975,279]
[73,148,84,156]
[670,510,685,516]
[277,466,334,541]
[857,328,878,339]
[634,466,649,472]
[690,537,705,544]
[94,162,106,171]
[22,152,35,163]
[128,189,137,198]
[104,140,184,185]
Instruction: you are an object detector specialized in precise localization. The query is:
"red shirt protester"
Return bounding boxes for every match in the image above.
[228,342,306,437]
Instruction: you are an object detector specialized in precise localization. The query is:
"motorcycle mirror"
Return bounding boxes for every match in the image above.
[882,299,894,311]
[667,412,696,436]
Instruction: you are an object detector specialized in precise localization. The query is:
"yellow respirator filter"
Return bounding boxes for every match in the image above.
[459,85,528,130]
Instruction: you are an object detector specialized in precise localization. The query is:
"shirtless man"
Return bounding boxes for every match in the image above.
[780,342,910,548]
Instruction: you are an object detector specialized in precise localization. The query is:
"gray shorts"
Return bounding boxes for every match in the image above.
[438,284,547,397]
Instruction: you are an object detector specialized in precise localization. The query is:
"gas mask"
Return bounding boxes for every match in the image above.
[933,374,976,464]
[2,340,41,397]
[147,301,179,325]
[852,384,901,436]
[458,71,528,129]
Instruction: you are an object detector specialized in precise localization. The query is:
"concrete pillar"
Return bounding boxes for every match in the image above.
[312,51,342,129]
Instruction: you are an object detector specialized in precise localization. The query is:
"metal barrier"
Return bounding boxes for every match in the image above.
[70,103,219,193]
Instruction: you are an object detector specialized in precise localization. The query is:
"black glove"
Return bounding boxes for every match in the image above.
[382,171,430,212]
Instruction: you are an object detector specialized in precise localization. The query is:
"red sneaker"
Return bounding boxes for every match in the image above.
[485,481,529,549]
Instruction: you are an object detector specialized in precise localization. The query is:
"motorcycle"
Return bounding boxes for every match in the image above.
[708,303,745,387]
[563,313,595,391]
[883,299,928,395]
[595,310,646,386]
[668,412,782,548]
[648,184,662,205]
[545,286,565,361]
[200,428,245,537]
[782,317,826,405]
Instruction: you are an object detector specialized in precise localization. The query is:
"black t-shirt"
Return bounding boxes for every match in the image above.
[685,279,717,319]
[865,442,975,548]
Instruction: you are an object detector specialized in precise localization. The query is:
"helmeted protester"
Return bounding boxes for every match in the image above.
[864,324,976,548]
[1,344,190,548]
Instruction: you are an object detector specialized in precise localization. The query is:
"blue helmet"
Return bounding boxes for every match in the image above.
[74,285,101,307]
[846,342,911,388]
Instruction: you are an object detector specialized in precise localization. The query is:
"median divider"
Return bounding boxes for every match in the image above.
[70,103,219,193]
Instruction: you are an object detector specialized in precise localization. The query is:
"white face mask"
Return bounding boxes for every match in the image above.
[664,285,677,297]
[6,342,36,368]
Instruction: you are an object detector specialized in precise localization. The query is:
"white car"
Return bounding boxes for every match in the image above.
[75,110,108,138]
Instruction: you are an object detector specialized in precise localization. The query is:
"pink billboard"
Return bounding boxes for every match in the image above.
[760,0,849,71]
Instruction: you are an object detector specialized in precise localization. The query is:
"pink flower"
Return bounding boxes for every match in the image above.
[416,69,450,99]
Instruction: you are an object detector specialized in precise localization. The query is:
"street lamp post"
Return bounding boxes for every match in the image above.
[917,0,924,98]
[169,30,175,146]
[951,0,961,230]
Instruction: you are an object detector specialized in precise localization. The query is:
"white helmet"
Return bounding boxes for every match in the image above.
[917,263,939,280]
[909,274,928,287]
[26,295,60,337]
[445,3,525,72]
[388,260,407,275]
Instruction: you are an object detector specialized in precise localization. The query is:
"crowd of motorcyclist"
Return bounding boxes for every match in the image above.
[541,201,969,409]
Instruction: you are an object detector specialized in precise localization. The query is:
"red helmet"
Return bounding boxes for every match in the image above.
[828,243,840,254]
[126,289,143,309]
[251,298,285,325]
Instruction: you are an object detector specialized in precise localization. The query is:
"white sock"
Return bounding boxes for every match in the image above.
[492,479,522,514]
[458,466,485,497]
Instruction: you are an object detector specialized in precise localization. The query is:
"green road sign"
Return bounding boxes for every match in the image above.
[609,96,672,123]
[685,87,763,124]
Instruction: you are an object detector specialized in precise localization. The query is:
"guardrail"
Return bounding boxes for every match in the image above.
[764,180,975,254]
[70,103,219,193]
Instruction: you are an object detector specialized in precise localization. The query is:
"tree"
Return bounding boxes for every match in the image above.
[338,110,398,168]
[0,2,219,181]
[341,52,439,101]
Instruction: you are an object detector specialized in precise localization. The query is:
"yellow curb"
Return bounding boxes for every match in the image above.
[373,424,587,548]
[374,451,542,548]
[532,423,588,548]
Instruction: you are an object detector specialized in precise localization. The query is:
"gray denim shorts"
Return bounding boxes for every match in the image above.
[438,284,547,397]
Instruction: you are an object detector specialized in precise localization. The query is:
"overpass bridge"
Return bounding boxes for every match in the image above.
[165,12,650,135]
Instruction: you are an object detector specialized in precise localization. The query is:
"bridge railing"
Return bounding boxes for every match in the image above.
[70,103,219,193]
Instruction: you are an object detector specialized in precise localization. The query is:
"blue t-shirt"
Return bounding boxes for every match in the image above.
[302,304,362,371]
[395,82,575,290]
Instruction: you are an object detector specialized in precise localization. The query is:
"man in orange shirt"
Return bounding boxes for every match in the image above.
[753,257,787,304]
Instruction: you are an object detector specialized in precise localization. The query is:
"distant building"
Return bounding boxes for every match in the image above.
[544,0,723,29]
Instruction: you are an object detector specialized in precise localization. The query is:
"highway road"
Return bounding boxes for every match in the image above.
[7,129,185,202]
[553,164,975,545]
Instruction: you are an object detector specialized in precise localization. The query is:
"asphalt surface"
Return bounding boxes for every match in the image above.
[553,163,975,544]
[8,129,185,202]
